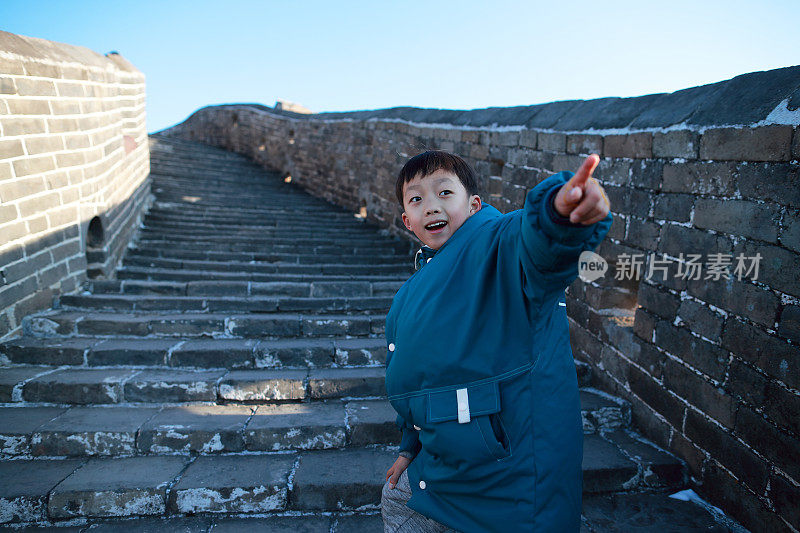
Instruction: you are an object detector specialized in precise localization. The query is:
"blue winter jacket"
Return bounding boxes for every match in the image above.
[384,171,613,532]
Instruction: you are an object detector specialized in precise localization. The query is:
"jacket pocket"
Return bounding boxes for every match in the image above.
[424,380,512,463]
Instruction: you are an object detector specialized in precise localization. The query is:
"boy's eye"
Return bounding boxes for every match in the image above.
[409,196,421,203]
[440,190,452,196]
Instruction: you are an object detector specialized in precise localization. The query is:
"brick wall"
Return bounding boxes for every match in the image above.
[0,31,151,340]
[160,65,800,532]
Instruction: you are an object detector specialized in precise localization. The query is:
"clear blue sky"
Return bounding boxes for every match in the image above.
[2,0,798,133]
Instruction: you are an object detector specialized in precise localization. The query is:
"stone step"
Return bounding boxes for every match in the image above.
[0,400,396,457]
[0,366,387,405]
[128,247,410,264]
[133,240,410,255]
[58,294,393,314]
[134,236,410,251]
[21,311,387,339]
[141,216,383,231]
[0,513,384,532]
[122,257,411,276]
[116,266,408,283]
[84,279,404,297]
[0,390,627,456]
[0,337,387,369]
[83,280,403,298]
[143,209,363,225]
[127,249,409,266]
[123,256,410,274]
[0,432,684,523]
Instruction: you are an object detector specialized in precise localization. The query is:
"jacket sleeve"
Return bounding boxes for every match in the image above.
[519,170,613,302]
[396,414,422,458]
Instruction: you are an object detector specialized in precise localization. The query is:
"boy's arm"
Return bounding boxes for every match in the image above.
[396,414,422,458]
[518,156,612,299]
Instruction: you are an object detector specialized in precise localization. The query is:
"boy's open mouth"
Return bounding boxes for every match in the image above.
[425,220,447,233]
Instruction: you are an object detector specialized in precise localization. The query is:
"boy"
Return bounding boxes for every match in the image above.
[381,150,612,532]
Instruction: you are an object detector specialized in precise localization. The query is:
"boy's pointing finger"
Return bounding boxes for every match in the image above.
[569,154,600,190]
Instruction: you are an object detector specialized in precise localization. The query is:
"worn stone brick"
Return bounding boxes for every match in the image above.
[603,185,650,218]
[603,133,652,159]
[726,358,768,406]
[0,139,24,159]
[770,471,800,530]
[777,304,800,343]
[792,127,800,160]
[6,98,51,115]
[780,209,800,253]
[703,460,788,533]
[13,78,57,97]
[657,322,728,382]
[737,162,800,208]
[722,318,797,389]
[652,193,694,222]
[538,132,566,152]
[733,239,800,298]
[652,130,699,159]
[637,282,681,319]
[629,159,664,190]
[628,364,684,429]
[24,135,65,155]
[12,155,56,177]
[566,134,603,155]
[698,198,783,243]
[686,276,779,329]
[662,358,735,428]
[735,404,800,482]
[700,126,793,162]
[625,217,661,251]
[657,223,734,258]
[661,161,737,195]
[2,117,47,136]
[518,129,537,149]
[0,75,17,94]
[684,409,769,495]
[676,299,724,340]
[593,159,631,187]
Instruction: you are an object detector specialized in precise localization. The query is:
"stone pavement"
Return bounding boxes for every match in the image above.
[0,136,740,530]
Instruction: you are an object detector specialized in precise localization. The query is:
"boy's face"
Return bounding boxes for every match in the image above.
[401,169,481,250]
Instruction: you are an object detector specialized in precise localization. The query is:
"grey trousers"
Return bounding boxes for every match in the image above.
[381,470,458,533]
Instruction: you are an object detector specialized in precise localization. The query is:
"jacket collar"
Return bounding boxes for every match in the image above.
[412,203,501,271]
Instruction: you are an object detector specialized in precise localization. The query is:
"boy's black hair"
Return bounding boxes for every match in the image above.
[395,150,479,208]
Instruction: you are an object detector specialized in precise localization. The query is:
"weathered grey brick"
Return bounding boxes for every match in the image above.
[653,193,694,222]
[13,78,57,97]
[567,134,603,155]
[722,318,797,389]
[737,162,800,208]
[661,161,737,195]
[2,117,47,136]
[700,126,793,162]
[694,198,782,243]
[518,129,537,149]
[6,98,51,115]
[538,132,567,152]
[662,356,734,428]
[0,139,24,159]
[652,130,699,159]
[604,133,652,159]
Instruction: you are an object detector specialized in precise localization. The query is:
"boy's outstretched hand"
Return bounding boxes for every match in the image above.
[553,154,611,225]
[385,455,412,489]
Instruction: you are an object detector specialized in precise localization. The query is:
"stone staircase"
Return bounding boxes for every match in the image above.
[0,136,732,531]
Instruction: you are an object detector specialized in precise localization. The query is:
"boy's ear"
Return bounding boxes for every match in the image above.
[401,212,413,231]
[469,195,482,215]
